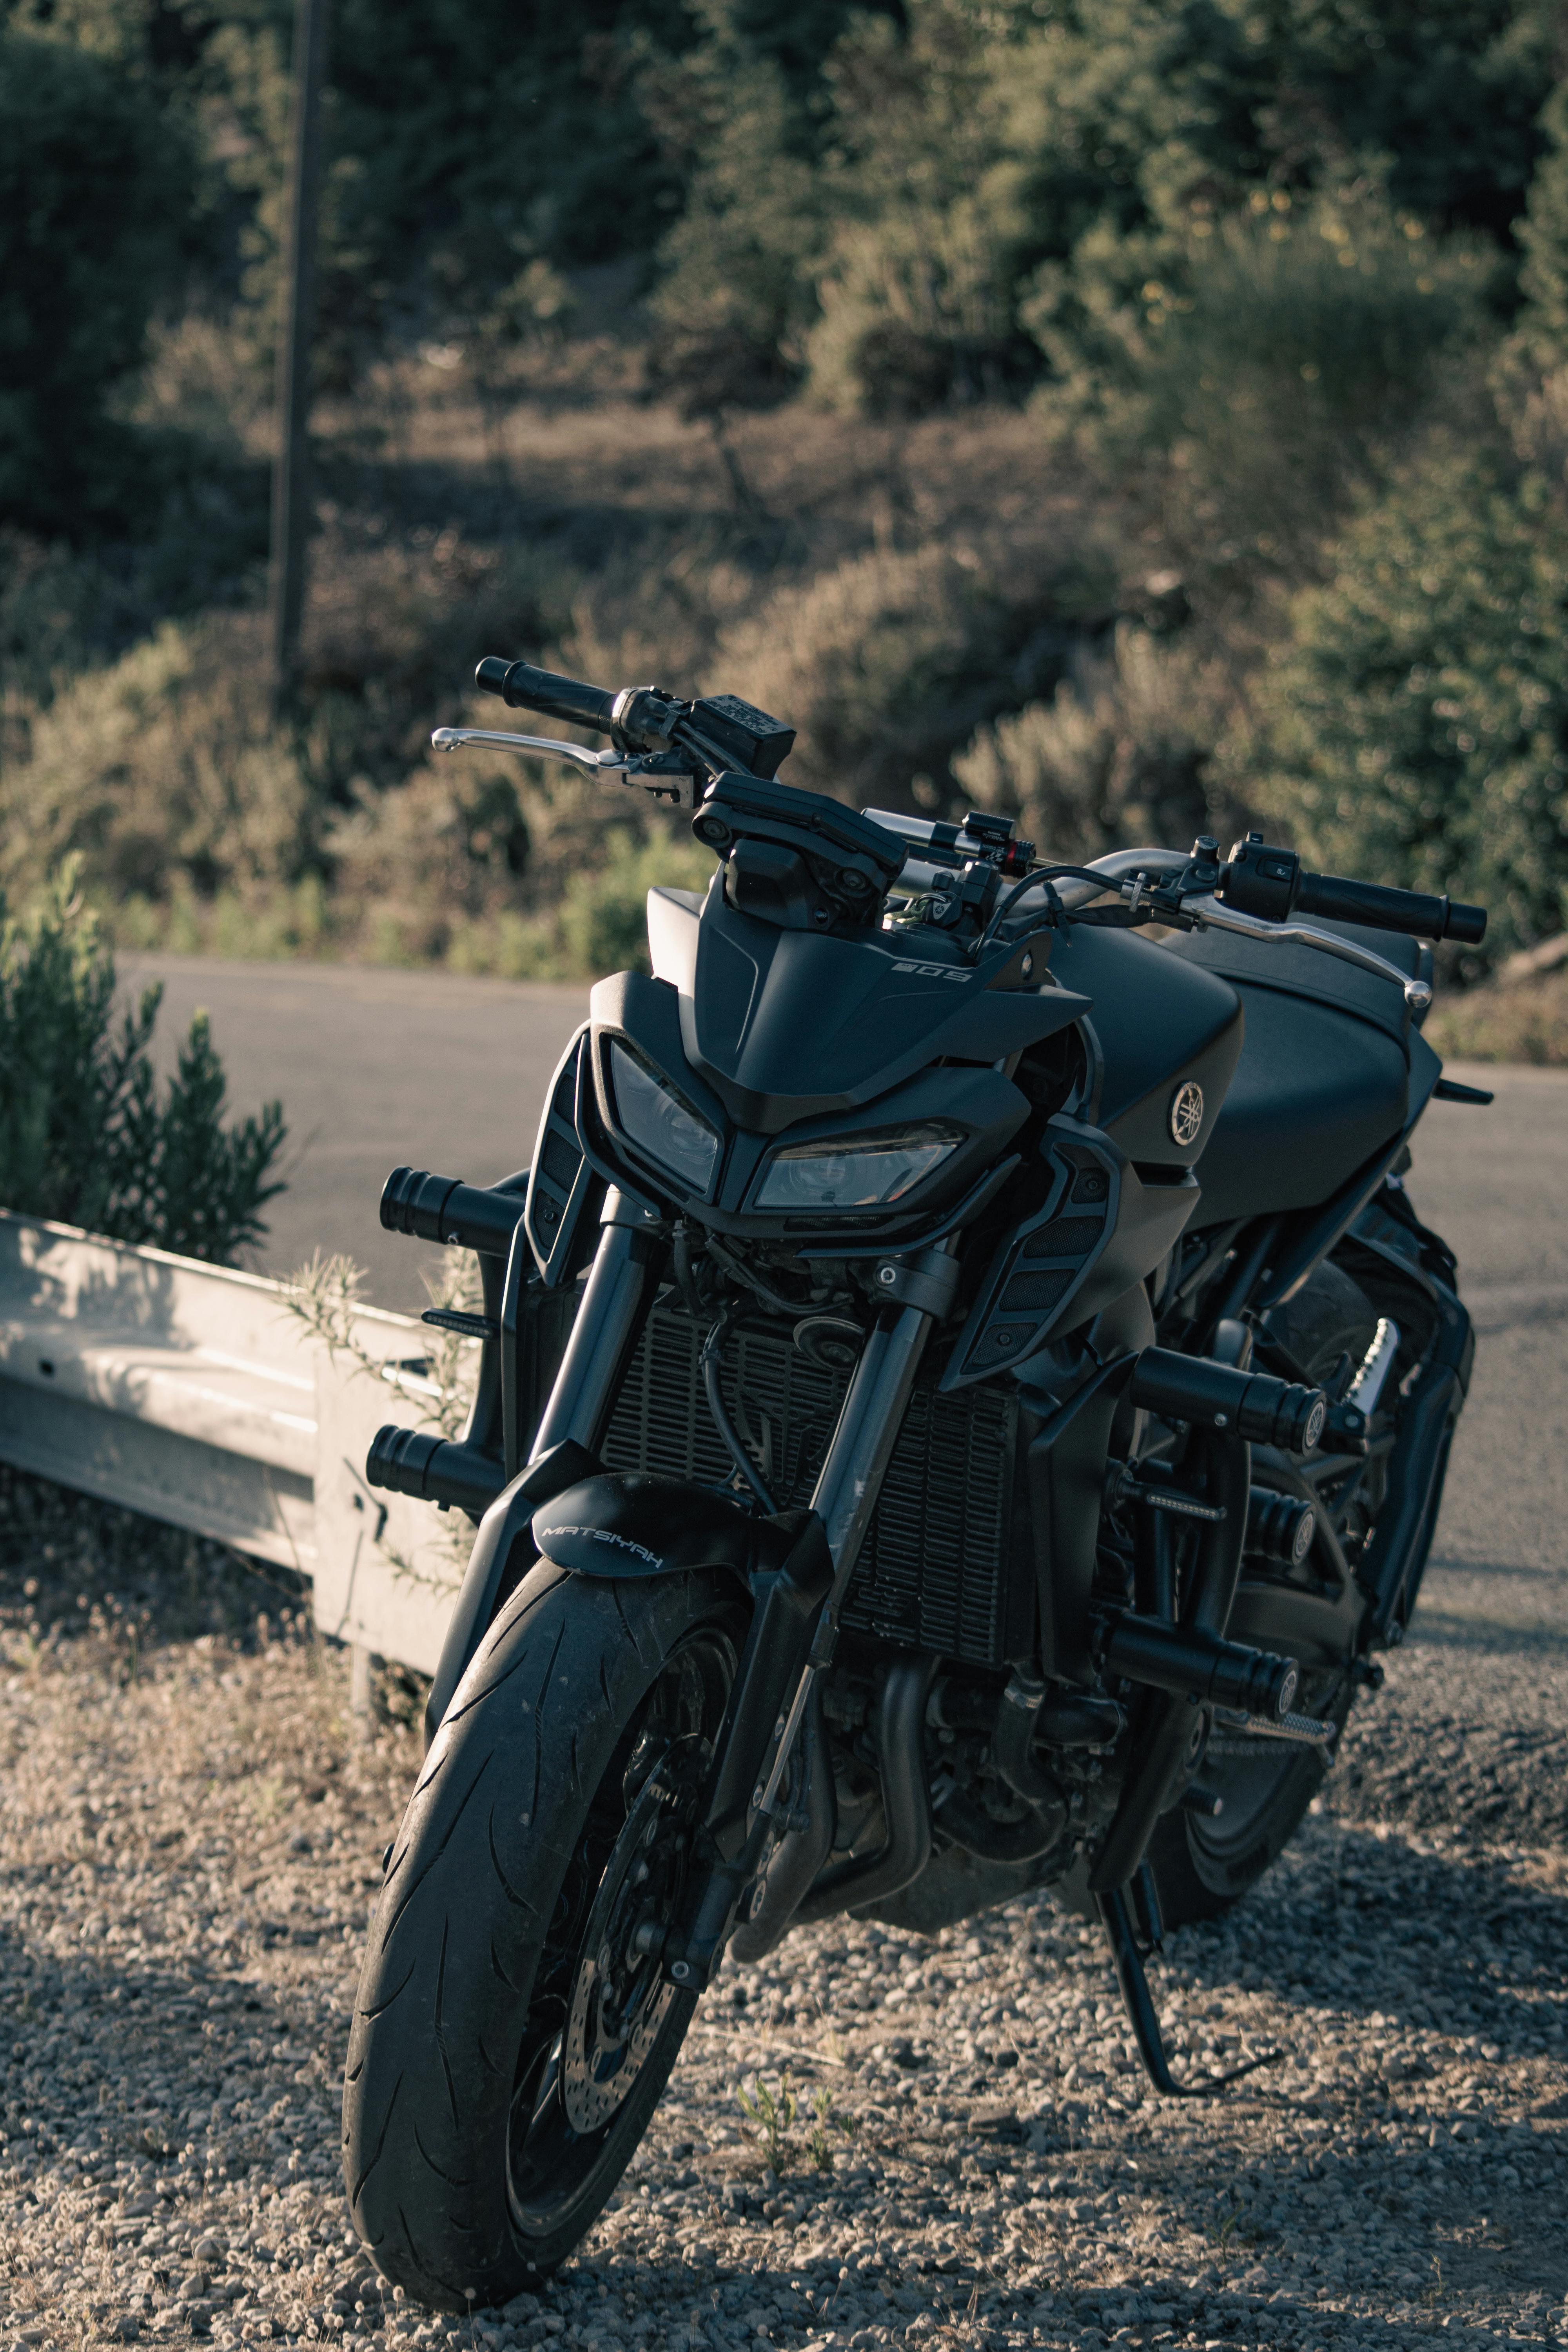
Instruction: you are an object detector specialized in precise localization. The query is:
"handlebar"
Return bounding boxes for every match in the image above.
[1218,834,1486,946]
[475,655,619,734]
[1293,869,1487,946]
[455,664,1492,969]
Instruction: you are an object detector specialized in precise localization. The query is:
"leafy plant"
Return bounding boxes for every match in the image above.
[0,867,286,1261]
[718,537,1114,813]
[1241,438,1568,964]
[284,1248,481,1595]
[737,2067,797,2175]
[955,623,1242,866]
[286,1247,480,1446]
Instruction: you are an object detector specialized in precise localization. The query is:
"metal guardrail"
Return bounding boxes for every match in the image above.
[0,1210,470,1679]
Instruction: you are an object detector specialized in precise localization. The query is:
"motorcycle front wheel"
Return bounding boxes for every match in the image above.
[342,1561,745,2309]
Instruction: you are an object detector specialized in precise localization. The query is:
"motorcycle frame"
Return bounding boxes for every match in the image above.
[413,993,1470,1987]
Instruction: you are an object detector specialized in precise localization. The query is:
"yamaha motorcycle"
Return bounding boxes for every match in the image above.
[344,654,1489,2307]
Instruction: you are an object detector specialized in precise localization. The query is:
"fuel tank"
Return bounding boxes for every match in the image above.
[1044,922,1244,1167]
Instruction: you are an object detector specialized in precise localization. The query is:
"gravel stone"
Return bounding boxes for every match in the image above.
[2,1372,1565,2352]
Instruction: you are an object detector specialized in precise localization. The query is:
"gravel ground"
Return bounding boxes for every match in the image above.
[1,1463,1564,2352]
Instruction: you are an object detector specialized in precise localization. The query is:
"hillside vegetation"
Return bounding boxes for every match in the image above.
[3,0,1568,1036]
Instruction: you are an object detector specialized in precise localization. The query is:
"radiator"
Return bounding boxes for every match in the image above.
[600,1302,1026,1667]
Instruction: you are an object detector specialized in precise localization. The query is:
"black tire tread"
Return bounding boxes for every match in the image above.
[342,1561,737,2309]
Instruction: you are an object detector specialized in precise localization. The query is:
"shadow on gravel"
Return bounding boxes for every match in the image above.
[1167,1822,1568,2065]
[0,1911,316,2187]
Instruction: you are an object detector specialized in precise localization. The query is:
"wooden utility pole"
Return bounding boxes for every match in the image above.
[268,0,332,714]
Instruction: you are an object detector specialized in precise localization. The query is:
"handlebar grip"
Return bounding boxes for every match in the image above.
[380,1165,524,1257]
[475,655,617,733]
[1295,869,1487,946]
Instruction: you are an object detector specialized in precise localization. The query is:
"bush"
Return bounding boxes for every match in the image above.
[652,0,1549,429]
[0,871,286,1261]
[715,535,1115,813]
[1028,192,1499,574]
[0,29,196,536]
[1241,439,1568,964]
[1425,968,1568,1065]
[806,197,1034,418]
[954,624,1243,864]
[0,615,316,918]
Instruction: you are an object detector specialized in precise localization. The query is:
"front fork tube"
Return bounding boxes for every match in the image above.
[528,1193,666,1463]
[671,1297,942,1983]
[423,1198,664,1745]
[757,1300,940,1809]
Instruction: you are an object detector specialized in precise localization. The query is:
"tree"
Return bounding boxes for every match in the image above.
[0,28,196,535]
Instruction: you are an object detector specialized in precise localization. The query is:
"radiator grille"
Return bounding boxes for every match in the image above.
[600,1302,1023,1666]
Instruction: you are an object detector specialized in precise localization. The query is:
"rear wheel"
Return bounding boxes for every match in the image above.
[1147,1262,1375,1925]
[343,1564,744,2308]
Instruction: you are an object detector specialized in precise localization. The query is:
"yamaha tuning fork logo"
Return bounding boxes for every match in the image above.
[1169,1081,1205,1146]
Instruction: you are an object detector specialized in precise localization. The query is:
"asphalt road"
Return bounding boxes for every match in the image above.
[120,953,1565,1642]
[119,955,590,1311]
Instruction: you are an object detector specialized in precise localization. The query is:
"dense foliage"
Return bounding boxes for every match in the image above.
[0,26,196,534]
[0,872,287,1259]
[6,0,1568,1012]
[1246,446,1568,962]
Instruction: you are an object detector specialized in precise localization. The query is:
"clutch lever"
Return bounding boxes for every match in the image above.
[1184,893,1433,1011]
[430,727,697,807]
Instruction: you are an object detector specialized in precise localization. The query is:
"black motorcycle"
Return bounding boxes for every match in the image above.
[344,655,1488,2308]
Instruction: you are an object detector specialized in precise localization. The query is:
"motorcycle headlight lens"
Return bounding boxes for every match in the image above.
[756,1126,961,1212]
[608,1044,721,1197]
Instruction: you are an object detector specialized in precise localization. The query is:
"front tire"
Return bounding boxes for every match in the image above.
[343,1563,744,2308]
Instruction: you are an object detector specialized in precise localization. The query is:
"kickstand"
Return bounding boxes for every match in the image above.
[1098,1866,1283,2099]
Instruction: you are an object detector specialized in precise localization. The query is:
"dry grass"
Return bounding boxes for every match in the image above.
[1426,971,1568,1065]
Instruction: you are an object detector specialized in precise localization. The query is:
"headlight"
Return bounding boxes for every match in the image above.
[755,1126,961,1212]
[608,1043,721,1197]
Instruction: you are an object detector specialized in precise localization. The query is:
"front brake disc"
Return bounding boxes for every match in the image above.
[561,1740,703,2134]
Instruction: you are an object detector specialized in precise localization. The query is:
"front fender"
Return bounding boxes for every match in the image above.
[535,1473,835,1880]
[532,1471,787,1580]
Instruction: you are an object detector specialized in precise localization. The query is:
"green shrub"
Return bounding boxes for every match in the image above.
[653,0,1550,426]
[0,870,286,1261]
[806,194,1032,418]
[1028,192,1499,574]
[1425,969,1568,1064]
[954,624,1243,864]
[0,615,316,917]
[0,28,196,535]
[715,535,1116,812]
[557,831,713,977]
[1240,439,1568,964]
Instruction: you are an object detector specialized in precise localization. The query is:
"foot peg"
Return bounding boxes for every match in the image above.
[1098,1867,1283,2099]
[1210,1705,1337,1747]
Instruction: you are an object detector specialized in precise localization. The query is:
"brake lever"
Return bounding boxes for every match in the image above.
[430,728,697,808]
[1184,893,1433,1010]
[433,725,628,771]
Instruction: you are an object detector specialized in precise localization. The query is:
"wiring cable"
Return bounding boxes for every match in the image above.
[700,1310,779,1515]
